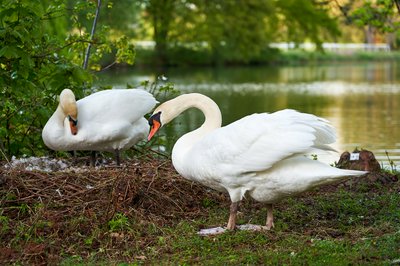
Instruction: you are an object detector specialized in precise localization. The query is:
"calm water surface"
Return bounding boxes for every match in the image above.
[97,62,400,169]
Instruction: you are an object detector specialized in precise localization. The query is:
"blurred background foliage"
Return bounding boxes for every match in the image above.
[0,0,399,157]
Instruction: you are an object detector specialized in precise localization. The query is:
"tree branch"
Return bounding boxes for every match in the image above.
[83,0,102,70]
[97,61,117,73]
[32,39,95,59]
[394,0,400,14]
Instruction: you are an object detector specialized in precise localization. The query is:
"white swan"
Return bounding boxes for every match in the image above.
[147,93,367,233]
[42,88,157,165]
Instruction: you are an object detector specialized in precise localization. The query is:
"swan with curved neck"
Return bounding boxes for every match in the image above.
[42,88,157,165]
[148,93,367,233]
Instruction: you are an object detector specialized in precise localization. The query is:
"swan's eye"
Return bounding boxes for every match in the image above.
[68,115,78,126]
[148,111,161,126]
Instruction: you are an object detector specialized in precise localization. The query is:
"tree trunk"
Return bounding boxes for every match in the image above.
[394,0,400,14]
[365,25,374,44]
[150,0,175,66]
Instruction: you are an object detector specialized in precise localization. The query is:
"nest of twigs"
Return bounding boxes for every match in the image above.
[0,157,226,264]
[0,157,227,223]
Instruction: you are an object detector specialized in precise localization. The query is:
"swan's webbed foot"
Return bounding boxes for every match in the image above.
[198,202,275,236]
[198,201,240,236]
[265,222,275,230]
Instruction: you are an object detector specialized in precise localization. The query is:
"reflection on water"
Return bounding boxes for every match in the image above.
[96,62,400,169]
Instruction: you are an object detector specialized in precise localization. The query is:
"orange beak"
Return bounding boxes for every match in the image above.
[148,119,160,141]
[148,112,162,141]
[68,116,78,135]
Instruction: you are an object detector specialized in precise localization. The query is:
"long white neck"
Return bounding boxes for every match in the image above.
[45,89,77,134]
[159,93,222,130]
[158,93,222,167]
[188,93,222,132]
[52,105,67,129]
[43,88,78,150]
[42,104,69,150]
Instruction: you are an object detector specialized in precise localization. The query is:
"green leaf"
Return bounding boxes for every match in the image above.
[20,54,34,68]
[72,67,91,84]
[0,46,20,59]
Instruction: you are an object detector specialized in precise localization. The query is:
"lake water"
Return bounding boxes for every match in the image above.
[96,61,400,170]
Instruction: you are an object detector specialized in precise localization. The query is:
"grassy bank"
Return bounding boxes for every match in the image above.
[0,156,399,265]
[133,46,400,67]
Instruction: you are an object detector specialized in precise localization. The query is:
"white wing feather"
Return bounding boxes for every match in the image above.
[78,89,156,124]
[189,109,336,177]
[76,89,156,143]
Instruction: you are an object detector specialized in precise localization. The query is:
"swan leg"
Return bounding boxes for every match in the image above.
[90,151,96,167]
[70,150,78,164]
[265,204,274,230]
[114,149,120,166]
[227,201,239,230]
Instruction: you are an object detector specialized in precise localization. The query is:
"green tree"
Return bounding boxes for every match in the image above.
[190,0,276,64]
[64,0,136,71]
[96,0,141,39]
[140,0,340,65]
[140,0,177,65]
[335,0,400,47]
[275,0,340,49]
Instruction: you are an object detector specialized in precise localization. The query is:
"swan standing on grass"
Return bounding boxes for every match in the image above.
[147,93,367,234]
[42,88,157,166]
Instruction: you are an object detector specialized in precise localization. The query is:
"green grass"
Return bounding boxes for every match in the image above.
[150,189,400,265]
[59,183,399,265]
